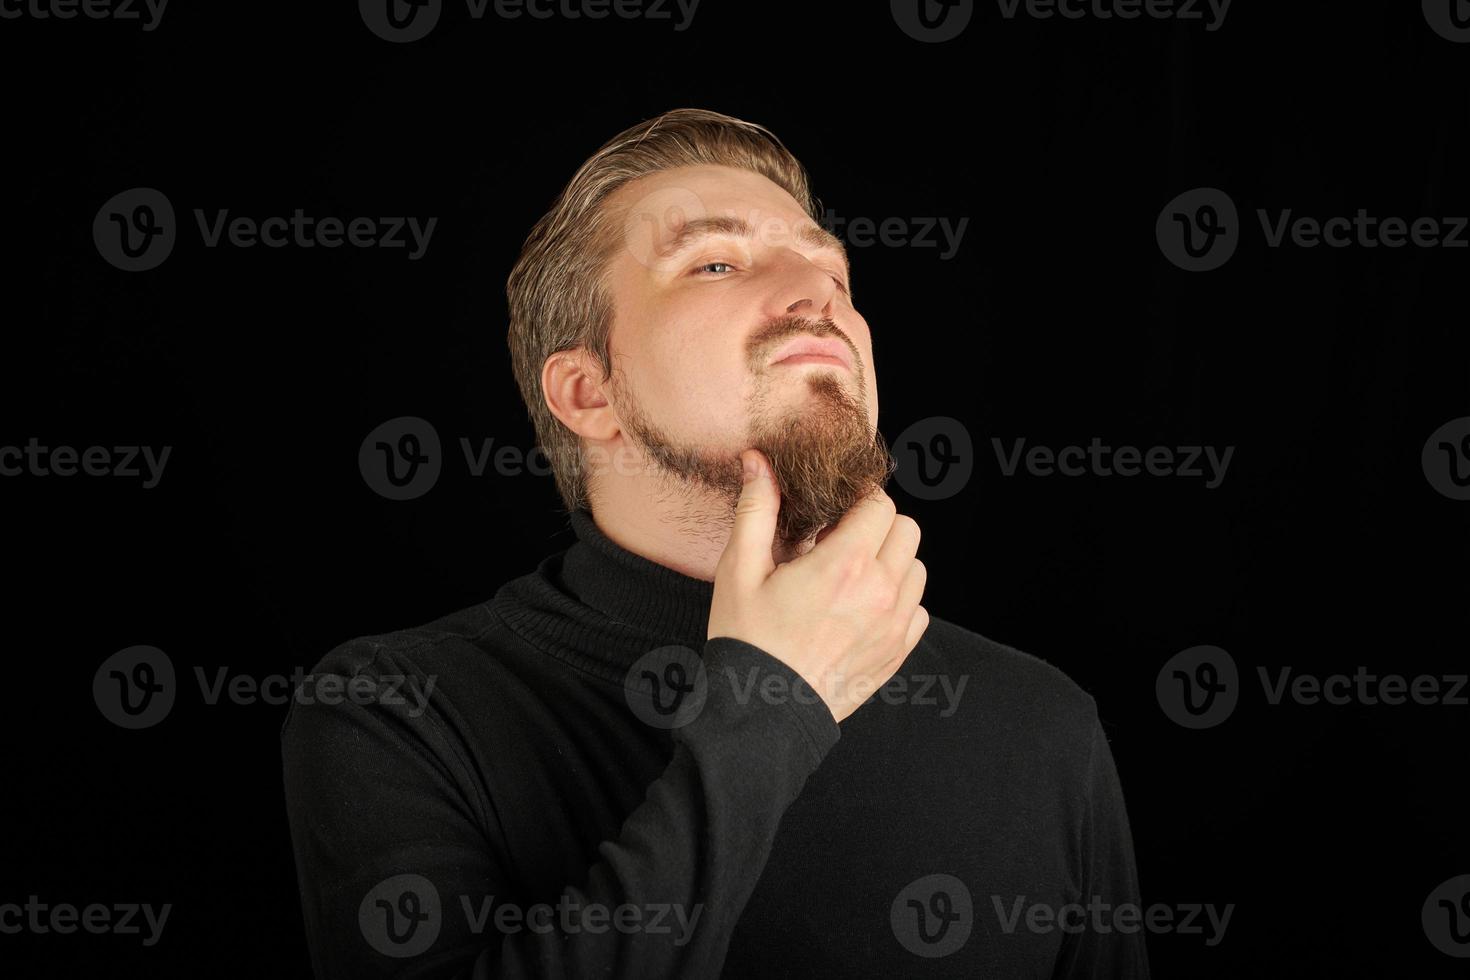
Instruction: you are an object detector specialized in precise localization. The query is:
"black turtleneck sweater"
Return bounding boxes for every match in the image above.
[281,509,1149,979]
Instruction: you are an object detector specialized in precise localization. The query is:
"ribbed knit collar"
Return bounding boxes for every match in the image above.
[491,508,717,684]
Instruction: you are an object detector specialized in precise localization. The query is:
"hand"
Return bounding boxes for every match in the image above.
[707,449,929,723]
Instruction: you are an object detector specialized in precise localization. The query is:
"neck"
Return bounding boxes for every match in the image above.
[590,469,812,581]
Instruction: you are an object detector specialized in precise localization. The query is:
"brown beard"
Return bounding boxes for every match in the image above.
[605,315,897,547]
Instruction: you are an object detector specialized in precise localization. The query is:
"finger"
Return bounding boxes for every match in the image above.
[718,449,780,589]
[902,604,930,653]
[896,558,926,617]
[876,515,921,579]
[878,600,928,677]
[812,489,897,560]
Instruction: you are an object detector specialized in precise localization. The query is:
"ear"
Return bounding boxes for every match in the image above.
[542,347,620,441]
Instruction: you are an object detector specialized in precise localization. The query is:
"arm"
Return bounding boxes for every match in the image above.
[1052,717,1151,980]
[281,637,838,980]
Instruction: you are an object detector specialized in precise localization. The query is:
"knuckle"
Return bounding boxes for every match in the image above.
[839,557,872,594]
[901,514,921,546]
[864,565,901,609]
[873,577,900,610]
[828,547,866,582]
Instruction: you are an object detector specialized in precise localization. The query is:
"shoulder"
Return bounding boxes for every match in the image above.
[914,614,1101,737]
[280,600,510,762]
[303,600,503,688]
[279,602,515,792]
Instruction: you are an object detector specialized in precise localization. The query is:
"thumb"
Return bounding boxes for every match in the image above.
[720,449,779,587]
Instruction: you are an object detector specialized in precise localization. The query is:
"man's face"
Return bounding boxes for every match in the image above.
[598,164,894,546]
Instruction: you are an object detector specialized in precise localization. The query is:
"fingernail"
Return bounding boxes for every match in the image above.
[742,453,759,482]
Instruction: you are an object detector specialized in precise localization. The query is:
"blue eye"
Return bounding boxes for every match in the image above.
[691,261,848,295]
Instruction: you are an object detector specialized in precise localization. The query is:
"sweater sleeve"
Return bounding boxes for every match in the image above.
[280,636,840,980]
[1051,717,1151,980]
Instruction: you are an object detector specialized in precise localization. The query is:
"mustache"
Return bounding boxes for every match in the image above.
[749,314,861,372]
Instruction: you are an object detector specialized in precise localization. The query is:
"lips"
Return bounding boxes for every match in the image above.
[768,335,854,372]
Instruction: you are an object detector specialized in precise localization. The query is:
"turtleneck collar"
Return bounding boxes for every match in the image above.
[490,508,718,684]
[561,507,718,639]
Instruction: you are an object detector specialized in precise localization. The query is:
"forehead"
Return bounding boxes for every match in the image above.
[605,164,840,264]
[610,163,807,220]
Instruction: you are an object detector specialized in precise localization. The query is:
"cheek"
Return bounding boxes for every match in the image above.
[851,322,879,421]
[657,298,757,385]
[629,340,755,441]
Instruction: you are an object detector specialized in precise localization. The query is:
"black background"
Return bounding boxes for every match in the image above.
[3,0,1468,976]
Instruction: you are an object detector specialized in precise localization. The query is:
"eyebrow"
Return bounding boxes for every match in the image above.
[657,215,850,270]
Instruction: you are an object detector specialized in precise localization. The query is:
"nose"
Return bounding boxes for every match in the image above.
[759,250,840,324]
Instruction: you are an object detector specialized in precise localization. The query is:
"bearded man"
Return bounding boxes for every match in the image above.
[282,108,1149,979]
